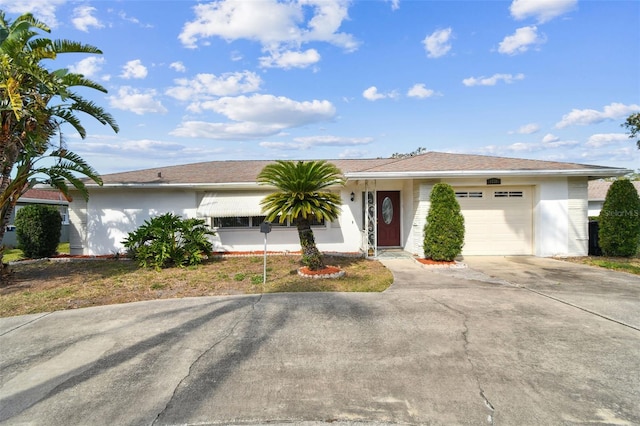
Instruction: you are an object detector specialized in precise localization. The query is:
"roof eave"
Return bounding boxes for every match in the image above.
[85,182,264,190]
[344,168,632,180]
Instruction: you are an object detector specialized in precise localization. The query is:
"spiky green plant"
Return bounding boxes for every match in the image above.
[258,160,344,270]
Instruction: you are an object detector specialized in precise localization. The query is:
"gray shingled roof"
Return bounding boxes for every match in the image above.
[589,180,640,200]
[94,152,627,186]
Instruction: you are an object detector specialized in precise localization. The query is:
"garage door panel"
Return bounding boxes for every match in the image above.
[456,187,533,255]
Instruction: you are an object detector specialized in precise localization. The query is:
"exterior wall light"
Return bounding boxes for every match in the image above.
[350,192,355,202]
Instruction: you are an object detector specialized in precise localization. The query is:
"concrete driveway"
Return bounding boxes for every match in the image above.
[1,256,639,425]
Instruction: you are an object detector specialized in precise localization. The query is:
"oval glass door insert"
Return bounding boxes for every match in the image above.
[382,197,393,224]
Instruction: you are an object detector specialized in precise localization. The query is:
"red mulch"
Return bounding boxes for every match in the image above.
[298,265,342,275]
[415,258,456,265]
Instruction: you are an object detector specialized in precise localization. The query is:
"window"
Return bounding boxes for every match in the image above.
[250,216,267,227]
[213,215,325,228]
[494,191,523,198]
[213,217,250,228]
[455,191,483,198]
[60,206,69,225]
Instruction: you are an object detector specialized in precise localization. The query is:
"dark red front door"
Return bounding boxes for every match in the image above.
[377,191,400,246]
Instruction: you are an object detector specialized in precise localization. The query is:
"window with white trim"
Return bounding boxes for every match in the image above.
[455,191,483,198]
[494,191,524,198]
[213,215,325,229]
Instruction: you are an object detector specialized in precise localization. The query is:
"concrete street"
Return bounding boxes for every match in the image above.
[1,256,639,425]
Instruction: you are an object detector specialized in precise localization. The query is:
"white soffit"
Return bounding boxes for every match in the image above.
[198,192,269,217]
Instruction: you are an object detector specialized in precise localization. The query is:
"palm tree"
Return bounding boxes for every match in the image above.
[0,12,118,259]
[257,160,344,270]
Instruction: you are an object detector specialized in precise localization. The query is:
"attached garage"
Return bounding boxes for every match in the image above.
[455,187,533,255]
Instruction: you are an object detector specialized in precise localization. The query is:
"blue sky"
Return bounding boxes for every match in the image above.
[3,0,639,174]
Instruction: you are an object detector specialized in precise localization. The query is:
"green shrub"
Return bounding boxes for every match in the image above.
[15,205,62,259]
[423,183,465,261]
[122,213,215,269]
[598,180,640,257]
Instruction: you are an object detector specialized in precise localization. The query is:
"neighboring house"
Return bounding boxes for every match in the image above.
[2,189,70,248]
[68,152,629,258]
[588,180,640,217]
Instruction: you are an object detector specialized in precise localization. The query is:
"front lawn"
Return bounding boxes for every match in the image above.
[2,242,70,263]
[0,255,393,317]
[563,256,640,275]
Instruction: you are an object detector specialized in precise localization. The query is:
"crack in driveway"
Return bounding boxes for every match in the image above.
[151,294,263,425]
[423,293,495,425]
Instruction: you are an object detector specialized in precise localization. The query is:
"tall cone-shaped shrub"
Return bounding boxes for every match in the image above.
[423,183,465,261]
[598,180,640,257]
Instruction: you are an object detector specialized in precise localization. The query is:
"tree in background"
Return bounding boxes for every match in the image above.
[598,179,640,257]
[622,113,640,149]
[258,160,344,271]
[391,147,427,159]
[0,13,118,268]
[423,183,465,261]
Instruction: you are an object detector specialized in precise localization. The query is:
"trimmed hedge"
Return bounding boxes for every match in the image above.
[15,204,62,259]
[423,183,465,261]
[598,180,640,257]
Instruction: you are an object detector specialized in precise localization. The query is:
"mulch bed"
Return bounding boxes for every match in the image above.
[415,258,456,266]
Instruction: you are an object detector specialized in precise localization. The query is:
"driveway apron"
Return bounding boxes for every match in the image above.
[0,257,639,426]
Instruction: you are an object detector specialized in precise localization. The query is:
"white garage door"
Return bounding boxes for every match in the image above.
[455,187,533,255]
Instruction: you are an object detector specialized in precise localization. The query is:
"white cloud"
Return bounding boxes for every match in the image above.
[511,123,540,134]
[0,0,66,27]
[171,121,285,140]
[541,133,559,144]
[507,142,537,152]
[462,73,525,87]
[363,87,385,101]
[71,138,224,165]
[178,0,358,69]
[362,86,398,101]
[423,28,453,58]
[166,71,262,103]
[498,26,545,55]
[510,0,577,23]
[339,149,369,158]
[231,51,243,61]
[585,133,630,148]
[260,135,372,151]
[171,94,336,140]
[259,49,321,69]
[120,60,148,79]
[169,62,187,73]
[556,102,640,128]
[72,5,104,32]
[389,0,400,11]
[293,135,373,147]
[68,57,105,78]
[108,86,167,115]
[407,83,436,99]
[198,94,335,125]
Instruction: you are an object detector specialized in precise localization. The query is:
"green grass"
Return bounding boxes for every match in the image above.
[1,255,394,317]
[2,242,70,263]
[586,259,640,275]
[564,255,640,275]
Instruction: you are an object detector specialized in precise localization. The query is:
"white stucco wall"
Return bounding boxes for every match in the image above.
[534,179,570,257]
[74,189,197,255]
[72,187,364,256]
[71,177,588,257]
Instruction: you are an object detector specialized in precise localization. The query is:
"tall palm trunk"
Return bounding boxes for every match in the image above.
[296,218,325,270]
[0,128,20,252]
